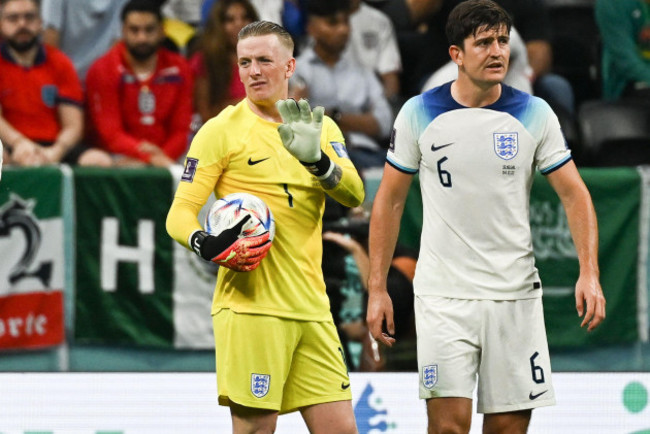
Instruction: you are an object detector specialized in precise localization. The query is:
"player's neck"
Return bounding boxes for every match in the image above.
[246,98,283,123]
[450,78,502,108]
[8,45,38,68]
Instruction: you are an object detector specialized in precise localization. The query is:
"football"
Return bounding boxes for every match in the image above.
[205,192,275,241]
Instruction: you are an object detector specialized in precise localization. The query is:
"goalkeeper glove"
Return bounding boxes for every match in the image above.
[190,215,271,272]
[276,99,333,178]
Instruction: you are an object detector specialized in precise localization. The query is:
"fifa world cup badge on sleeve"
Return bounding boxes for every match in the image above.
[331,141,349,159]
[181,157,199,182]
[423,364,438,389]
[251,373,270,398]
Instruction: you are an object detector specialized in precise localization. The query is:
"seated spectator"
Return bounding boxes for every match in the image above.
[85,0,193,167]
[41,0,128,85]
[348,0,403,102]
[0,0,111,167]
[292,0,393,170]
[371,0,445,98]
[422,26,533,94]
[190,0,258,124]
[595,0,650,100]
[492,0,575,114]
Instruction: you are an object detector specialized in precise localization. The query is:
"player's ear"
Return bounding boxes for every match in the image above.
[285,57,296,78]
[449,45,463,66]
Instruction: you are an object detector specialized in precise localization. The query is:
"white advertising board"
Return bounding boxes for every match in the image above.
[0,372,648,433]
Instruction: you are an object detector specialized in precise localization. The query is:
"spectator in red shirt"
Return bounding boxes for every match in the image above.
[85,0,193,167]
[0,0,111,167]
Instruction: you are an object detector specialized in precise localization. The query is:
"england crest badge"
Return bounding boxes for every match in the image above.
[493,132,518,160]
[251,373,270,398]
[423,364,438,389]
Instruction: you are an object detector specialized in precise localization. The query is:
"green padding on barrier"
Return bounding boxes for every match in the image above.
[73,167,175,348]
[398,167,642,348]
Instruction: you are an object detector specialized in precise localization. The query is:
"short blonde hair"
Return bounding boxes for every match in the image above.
[238,20,294,54]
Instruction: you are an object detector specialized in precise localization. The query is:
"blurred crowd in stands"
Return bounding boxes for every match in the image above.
[0,0,649,171]
[1,0,649,370]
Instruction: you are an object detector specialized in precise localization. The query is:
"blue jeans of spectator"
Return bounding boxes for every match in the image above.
[534,73,575,115]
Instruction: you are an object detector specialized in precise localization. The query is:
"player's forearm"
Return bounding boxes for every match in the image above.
[323,163,365,208]
[166,196,204,249]
[563,187,600,277]
[367,194,405,293]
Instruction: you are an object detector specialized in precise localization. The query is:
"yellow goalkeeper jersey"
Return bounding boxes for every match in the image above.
[167,99,365,321]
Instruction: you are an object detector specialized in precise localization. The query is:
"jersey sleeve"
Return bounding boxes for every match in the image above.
[166,116,228,248]
[386,96,421,174]
[52,49,83,106]
[321,116,365,208]
[375,17,402,74]
[529,98,572,174]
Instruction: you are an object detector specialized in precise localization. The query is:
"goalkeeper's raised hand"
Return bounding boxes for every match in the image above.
[190,215,271,272]
[276,99,333,179]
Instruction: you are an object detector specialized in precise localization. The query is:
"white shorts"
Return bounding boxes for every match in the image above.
[415,295,556,413]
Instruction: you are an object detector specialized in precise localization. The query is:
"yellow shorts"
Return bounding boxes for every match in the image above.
[212,309,352,414]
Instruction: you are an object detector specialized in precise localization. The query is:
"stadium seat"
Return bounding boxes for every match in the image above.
[577,99,650,166]
[546,0,601,106]
[555,105,584,165]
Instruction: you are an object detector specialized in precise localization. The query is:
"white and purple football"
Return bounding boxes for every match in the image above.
[205,192,275,241]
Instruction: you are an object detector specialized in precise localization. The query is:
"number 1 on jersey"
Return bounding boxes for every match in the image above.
[283,183,294,207]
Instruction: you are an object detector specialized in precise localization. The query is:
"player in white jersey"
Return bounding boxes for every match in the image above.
[366,1,606,433]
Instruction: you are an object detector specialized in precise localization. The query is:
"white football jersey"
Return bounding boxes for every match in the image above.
[388,82,571,300]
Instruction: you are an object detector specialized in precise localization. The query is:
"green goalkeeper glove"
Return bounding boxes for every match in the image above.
[276,99,333,178]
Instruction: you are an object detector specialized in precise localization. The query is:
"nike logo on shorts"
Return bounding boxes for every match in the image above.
[341,382,350,390]
[431,142,454,152]
[248,157,270,165]
[529,390,548,400]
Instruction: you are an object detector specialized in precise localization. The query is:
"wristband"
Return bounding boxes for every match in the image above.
[300,152,333,178]
[189,230,208,257]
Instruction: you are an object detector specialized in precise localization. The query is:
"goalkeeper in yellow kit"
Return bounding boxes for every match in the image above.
[166,20,364,433]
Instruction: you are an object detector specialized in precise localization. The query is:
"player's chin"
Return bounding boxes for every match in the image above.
[484,68,506,82]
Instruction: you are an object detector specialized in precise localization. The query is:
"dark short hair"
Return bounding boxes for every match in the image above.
[0,0,40,10]
[305,0,351,17]
[445,0,512,48]
[238,20,294,53]
[121,0,163,23]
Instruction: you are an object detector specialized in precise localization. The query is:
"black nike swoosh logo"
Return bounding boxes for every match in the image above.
[431,142,454,152]
[248,157,270,165]
[529,390,548,400]
[341,382,350,390]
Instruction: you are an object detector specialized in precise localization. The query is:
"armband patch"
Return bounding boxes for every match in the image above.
[181,157,199,182]
[330,142,349,159]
